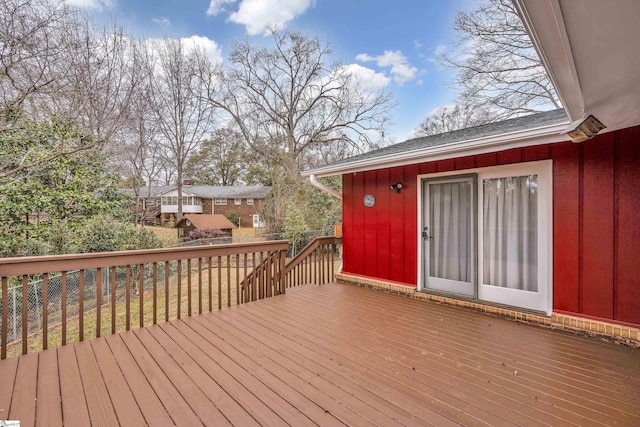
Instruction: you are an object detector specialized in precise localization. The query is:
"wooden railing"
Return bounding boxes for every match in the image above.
[0,240,288,359]
[238,236,342,297]
[284,236,342,288]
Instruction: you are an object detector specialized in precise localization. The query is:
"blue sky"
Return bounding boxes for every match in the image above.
[67,0,474,142]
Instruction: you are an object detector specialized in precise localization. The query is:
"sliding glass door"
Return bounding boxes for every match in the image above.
[421,161,552,313]
[423,176,476,296]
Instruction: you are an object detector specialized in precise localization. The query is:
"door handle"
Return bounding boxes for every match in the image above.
[422,227,431,239]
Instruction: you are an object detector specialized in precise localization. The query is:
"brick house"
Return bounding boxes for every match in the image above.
[155,185,270,228]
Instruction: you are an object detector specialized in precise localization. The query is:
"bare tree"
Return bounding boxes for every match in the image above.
[444,0,560,117]
[0,0,68,120]
[113,63,166,225]
[145,37,215,221]
[416,104,497,136]
[57,16,142,150]
[200,28,394,179]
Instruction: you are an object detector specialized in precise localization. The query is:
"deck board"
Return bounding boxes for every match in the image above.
[89,338,146,427]
[8,352,38,427]
[0,356,18,421]
[35,349,62,427]
[1,282,639,426]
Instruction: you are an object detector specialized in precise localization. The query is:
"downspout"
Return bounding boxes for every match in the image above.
[309,174,341,200]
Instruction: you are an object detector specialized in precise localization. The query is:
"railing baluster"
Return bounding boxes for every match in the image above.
[164,261,169,322]
[187,258,192,317]
[235,254,240,306]
[111,266,116,335]
[61,271,67,346]
[139,264,144,328]
[152,262,158,325]
[243,253,248,303]
[259,252,264,300]
[125,266,131,331]
[321,248,324,283]
[22,275,28,354]
[96,268,102,338]
[208,257,212,312]
[226,255,231,308]
[79,270,84,342]
[177,259,182,319]
[1,277,8,359]
[198,258,202,314]
[331,244,335,281]
[42,273,48,350]
[252,252,257,301]
[280,250,286,294]
[217,256,222,310]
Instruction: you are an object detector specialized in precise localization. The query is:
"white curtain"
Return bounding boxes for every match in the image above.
[429,181,472,282]
[483,175,538,291]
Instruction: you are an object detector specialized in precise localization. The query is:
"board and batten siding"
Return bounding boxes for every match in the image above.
[341,124,640,326]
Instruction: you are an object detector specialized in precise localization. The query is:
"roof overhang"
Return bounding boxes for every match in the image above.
[513,0,640,132]
[303,121,569,178]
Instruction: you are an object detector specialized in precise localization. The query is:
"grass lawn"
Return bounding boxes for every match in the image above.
[145,225,179,247]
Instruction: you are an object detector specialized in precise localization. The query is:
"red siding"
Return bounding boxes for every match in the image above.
[580,134,615,318]
[614,126,640,324]
[551,142,580,313]
[340,125,640,326]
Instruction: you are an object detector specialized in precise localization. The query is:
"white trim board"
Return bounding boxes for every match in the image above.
[304,122,568,178]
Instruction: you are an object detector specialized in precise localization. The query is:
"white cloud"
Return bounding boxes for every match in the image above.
[152,17,171,26]
[145,35,223,66]
[64,0,114,10]
[356,50,418,85]
[206,0,238,16]
[434,44,447,56]
[228,0,315,35]
[341,64,391,91]
[181,35,223,64]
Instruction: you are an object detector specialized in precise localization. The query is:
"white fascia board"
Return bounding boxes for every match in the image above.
[303,122,569,178]
[512,0,584,121]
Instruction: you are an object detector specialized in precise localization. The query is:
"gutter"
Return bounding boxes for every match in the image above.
[303,121,569,178]
[309,174,342,200]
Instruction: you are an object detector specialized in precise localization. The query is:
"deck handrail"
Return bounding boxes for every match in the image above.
[0,240,289,359]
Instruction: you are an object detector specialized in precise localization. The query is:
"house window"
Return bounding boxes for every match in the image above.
[247,198,254,206]
[161,196,178,205]
[214,198,227,205]
[252,214,265,228]
[234,198,242,205]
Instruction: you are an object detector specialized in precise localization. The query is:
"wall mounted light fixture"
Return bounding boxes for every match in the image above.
[390,182,404,193]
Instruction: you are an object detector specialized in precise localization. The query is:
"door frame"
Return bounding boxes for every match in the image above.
[421,174,478,297]
[416,160,553,315]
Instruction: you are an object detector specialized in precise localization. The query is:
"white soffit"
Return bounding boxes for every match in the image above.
[515,0,640,132]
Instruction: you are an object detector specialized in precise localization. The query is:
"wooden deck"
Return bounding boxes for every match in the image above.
[1,283,639,426]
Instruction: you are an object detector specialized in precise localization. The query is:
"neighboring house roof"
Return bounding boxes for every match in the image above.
[515,0,640,133]
[123,185,271,199]
[175,214,237,230]
[185,185,271,199]
[303,109,569,177]
[120,185,174,198]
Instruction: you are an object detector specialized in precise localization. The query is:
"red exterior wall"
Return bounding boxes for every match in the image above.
[341,124,640,325]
